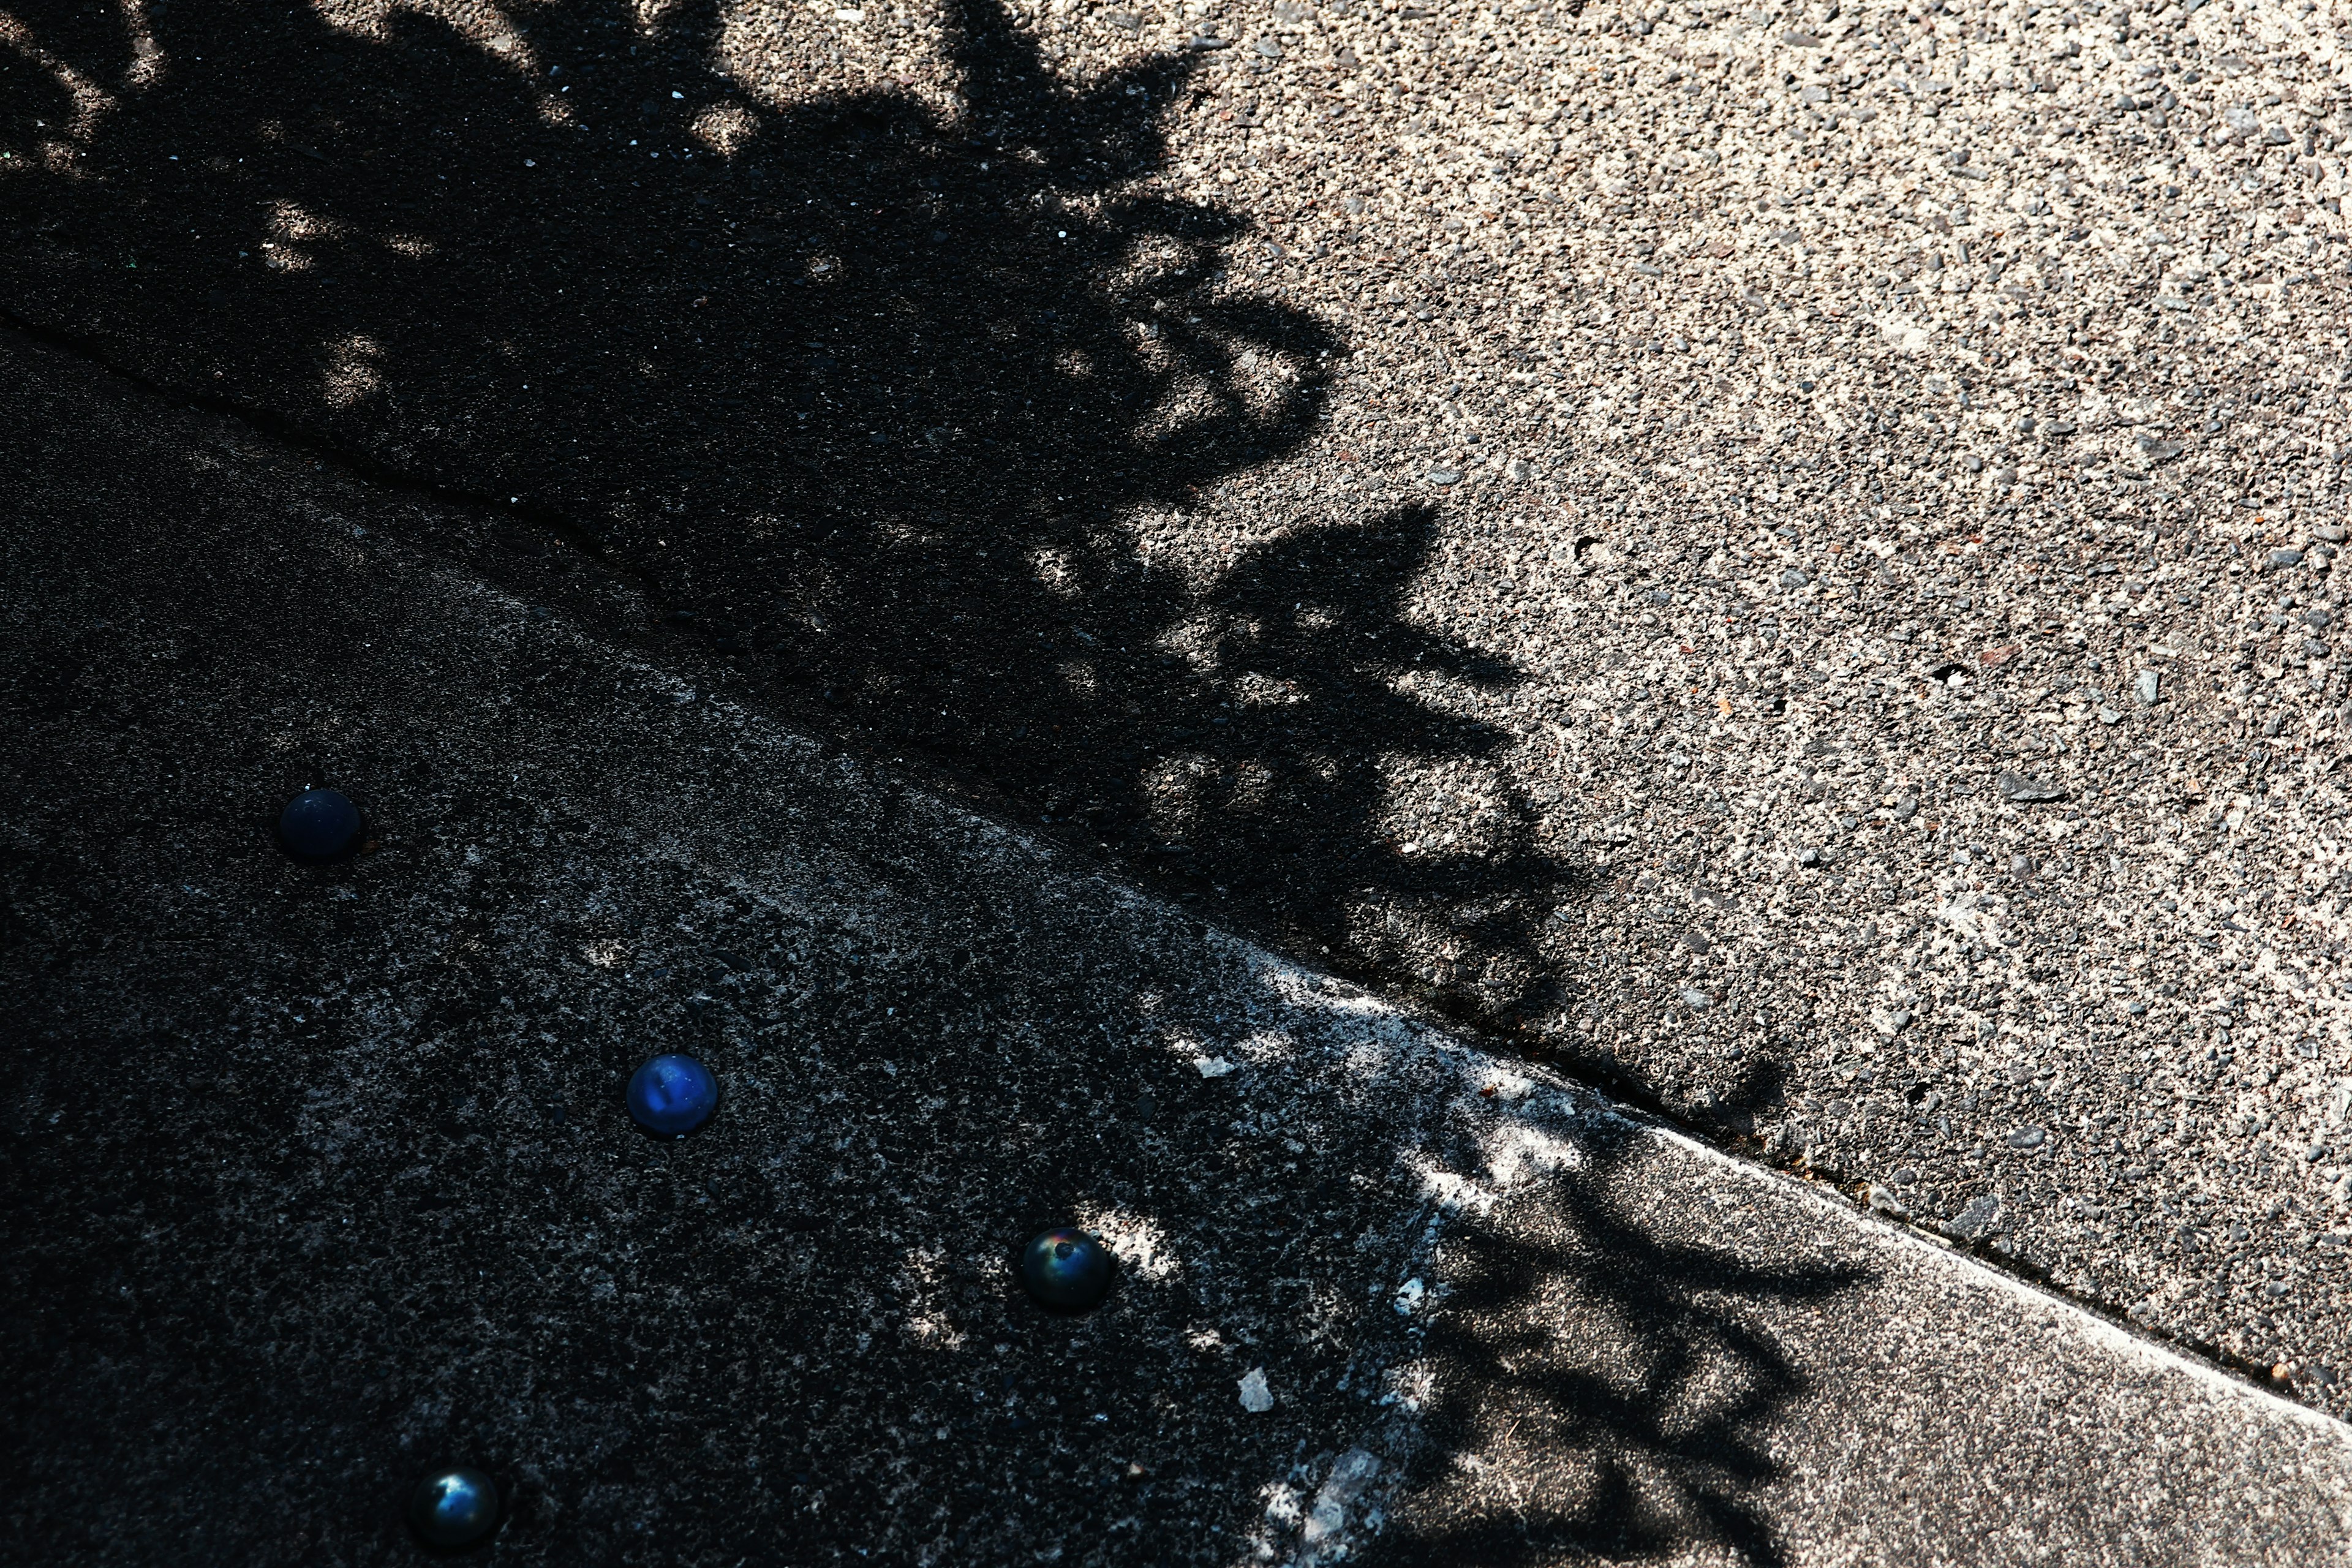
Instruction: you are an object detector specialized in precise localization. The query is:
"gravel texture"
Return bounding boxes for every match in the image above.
[1387,1115,2352,1568]
[5,0,2352,1414]
[1,330,1457,1566]
[10,328,2352,1567]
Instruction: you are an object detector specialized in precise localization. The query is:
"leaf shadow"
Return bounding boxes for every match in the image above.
[2,0,1597,1024]
[1370,1123,1871,1567]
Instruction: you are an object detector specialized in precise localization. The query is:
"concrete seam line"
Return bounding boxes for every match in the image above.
[394,500,2352,1441]
[1638,1110,2352,1441]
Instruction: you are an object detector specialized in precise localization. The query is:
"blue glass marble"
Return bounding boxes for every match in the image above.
[277,787,362,864]
[627,1052,719,1137]
[405,1467,499,1550]
[1018,1227,1114,1312]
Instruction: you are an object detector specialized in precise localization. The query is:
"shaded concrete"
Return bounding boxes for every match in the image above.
[4,331,2348,1566]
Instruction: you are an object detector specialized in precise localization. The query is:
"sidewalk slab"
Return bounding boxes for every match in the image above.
[4,334,2349,1566]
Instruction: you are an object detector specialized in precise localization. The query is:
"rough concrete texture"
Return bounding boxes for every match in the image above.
[1392,1122,2352,1568]
[1,330,1460,1564]
[7,311,2352,1565]
[4,0,2352,1432]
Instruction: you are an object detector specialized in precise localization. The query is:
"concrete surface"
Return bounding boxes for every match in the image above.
[6,0,2352,1400]
[6,323,2352,1564]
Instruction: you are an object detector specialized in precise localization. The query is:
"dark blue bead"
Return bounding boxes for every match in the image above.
[277,788,362,864]
[627,1053,719,1137]
[405,1467,499,1550]
[1018,1227,1114,1312]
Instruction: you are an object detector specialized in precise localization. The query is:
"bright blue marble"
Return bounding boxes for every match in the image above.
[627,1052,719,1137]
[405,1467,499,1549]
[276,787,362,864]
[1018,1227,1114,1312]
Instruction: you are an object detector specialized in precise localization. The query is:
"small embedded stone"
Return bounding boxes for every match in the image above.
[1997,770,2066,803]
[1238,1367,1275,1412]
[1945,1193,2002,1241]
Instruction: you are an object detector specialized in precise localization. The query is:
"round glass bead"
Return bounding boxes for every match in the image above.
[627,1052,719,1137]
[405,1467,499,1550]
[1018,1227,1114,1312]
[276,787,363,864]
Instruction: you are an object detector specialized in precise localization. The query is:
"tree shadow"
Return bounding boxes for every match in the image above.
[1368,1112,1867,1568]
[2,0,1580,1020]
[0,10,1868,1563]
